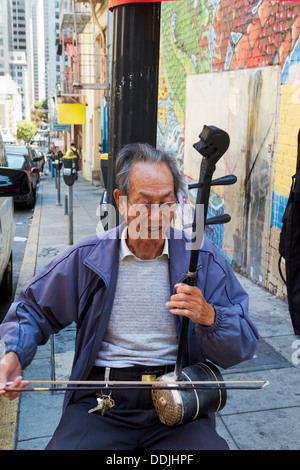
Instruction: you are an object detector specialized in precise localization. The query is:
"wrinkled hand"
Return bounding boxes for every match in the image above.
[0,352,28,400]
[166,283,216,327]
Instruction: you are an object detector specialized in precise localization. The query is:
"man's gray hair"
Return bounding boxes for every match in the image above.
[115,142,182,196]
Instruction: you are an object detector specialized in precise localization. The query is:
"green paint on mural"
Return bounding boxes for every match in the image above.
[160,0,213,125]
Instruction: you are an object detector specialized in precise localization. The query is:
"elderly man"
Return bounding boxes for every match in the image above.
[0,143,258,450]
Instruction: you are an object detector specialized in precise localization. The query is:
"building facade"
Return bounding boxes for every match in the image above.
[57,0,110,183]
[0,74,22,135]
[44,0,69,101]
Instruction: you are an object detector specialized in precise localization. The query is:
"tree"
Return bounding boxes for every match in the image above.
[31,101,48,127]
[16,120,37,142]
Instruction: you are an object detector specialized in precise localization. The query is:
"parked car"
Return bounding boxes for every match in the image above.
[0,136,31,302]
[31,146,45,174]
[5,143,43,178]
[6,152,39,208]
[5,143,35,161]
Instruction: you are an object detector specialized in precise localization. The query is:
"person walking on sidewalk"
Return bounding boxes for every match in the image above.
[65,142,79,177]
[0,143,259,450]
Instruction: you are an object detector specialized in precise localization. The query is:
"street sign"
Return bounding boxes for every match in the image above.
[58,104,86,125]
[52,118,70,132]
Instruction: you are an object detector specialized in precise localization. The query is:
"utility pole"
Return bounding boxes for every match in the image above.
[106,1,161,228]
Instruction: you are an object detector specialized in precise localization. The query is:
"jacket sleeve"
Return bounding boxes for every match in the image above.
[195,245,259,369]
[0,247,83,369]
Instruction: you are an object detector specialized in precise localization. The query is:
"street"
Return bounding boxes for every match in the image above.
[0,203,35,323]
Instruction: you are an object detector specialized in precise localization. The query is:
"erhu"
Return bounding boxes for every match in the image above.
[152,125,243,426]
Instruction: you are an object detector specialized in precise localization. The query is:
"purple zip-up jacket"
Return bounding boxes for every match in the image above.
[0,225,258,411]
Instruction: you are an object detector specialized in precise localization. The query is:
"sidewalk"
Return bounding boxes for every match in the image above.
[2,170,300,450]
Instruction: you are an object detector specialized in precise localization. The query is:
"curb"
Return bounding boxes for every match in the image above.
[0,183,43,450]
[14,182,43,298]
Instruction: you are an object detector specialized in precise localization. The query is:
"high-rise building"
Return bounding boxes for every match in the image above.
[9,50,29,119]
[0,0,45,120]
[44,0,66,100]
[0,0,11,76]
[11,0,26,51]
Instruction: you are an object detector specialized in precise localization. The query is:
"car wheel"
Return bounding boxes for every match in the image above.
[26,189,35,209]
[0,253,13,302]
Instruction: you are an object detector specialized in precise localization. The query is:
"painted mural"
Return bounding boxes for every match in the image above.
[158,0,300,294]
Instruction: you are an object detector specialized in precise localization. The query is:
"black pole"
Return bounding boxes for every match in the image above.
[107,2,161,228]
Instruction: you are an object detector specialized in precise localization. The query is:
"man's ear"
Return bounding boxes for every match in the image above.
[114,189,127,216]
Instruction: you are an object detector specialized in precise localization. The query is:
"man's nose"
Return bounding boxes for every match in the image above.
[149,205,162,218]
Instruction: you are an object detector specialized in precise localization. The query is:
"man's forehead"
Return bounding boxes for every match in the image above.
[129,161,175,196]
[130,161,173,182]
[130,160,169,172]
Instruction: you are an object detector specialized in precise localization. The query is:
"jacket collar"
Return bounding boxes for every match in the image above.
[83,223,200,287]
[83,224,123,285]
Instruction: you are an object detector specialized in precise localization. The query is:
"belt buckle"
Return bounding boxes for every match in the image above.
[141,374,156,382]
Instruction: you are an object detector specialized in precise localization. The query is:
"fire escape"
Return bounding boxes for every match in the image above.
[59,0,108,99]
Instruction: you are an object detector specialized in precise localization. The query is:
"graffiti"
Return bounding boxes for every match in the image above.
[205,190,226,253]
[159,0,300,134]
[158,0,300,290]
[213,0,300,70]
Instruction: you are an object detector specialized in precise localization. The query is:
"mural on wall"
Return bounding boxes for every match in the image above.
[158,0,300,289]
[158,0,300,132]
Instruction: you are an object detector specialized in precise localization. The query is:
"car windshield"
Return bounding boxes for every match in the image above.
[7,154,27,170]
[6,145,27,151]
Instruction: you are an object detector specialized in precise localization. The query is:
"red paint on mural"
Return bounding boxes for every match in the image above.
[212,0,300,71]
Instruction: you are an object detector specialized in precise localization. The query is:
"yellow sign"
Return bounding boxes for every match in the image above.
[58,104,86,125]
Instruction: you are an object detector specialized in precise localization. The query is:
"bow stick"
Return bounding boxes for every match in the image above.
[4,379,269,392]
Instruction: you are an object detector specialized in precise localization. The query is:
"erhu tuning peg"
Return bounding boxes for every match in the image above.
[183,214,231,230]
[188,175,237,191]
[206,214,231,225]
[211,175,237,186]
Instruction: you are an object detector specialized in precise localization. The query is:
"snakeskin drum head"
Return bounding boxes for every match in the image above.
[151,362,227,427]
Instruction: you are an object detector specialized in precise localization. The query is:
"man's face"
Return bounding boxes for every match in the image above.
[115,161,177,241]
